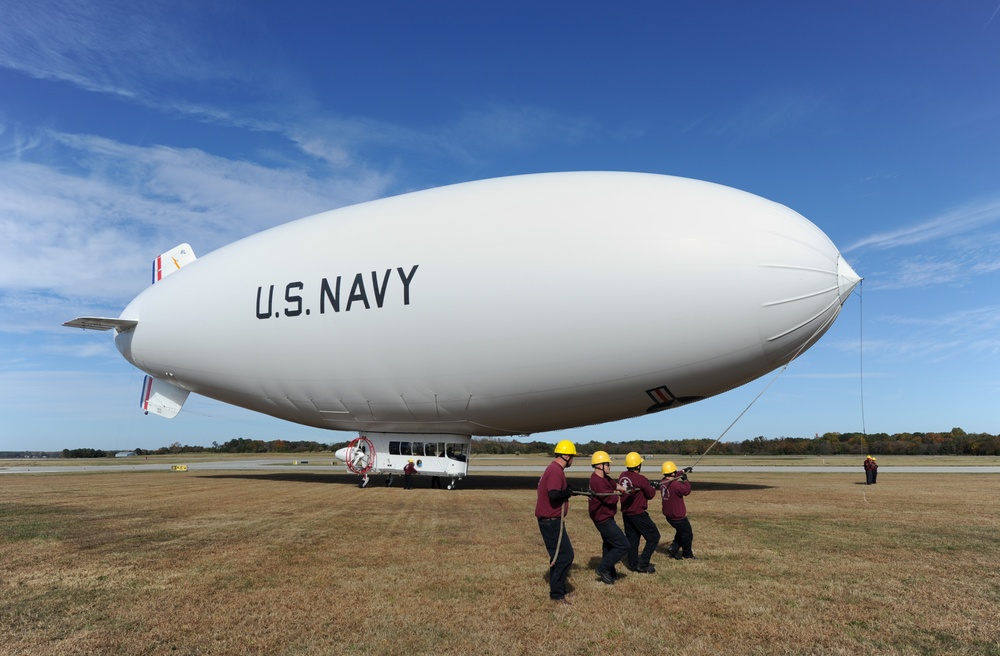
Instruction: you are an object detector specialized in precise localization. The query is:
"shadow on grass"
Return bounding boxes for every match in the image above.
[197,472,772,492]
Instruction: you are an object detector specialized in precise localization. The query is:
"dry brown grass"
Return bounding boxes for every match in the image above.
[1,467,998,655]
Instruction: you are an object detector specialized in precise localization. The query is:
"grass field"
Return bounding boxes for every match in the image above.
[2,463,998,655]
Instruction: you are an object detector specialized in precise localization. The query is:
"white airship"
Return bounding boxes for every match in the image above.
[65,172,860,488]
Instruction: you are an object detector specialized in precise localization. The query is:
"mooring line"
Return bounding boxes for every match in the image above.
[690,290,852,468]
[858,279,867,436]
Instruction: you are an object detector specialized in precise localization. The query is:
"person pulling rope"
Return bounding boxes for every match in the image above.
[535,440,578,603]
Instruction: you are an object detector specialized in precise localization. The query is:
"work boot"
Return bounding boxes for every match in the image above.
[666,543,682,560]
[597,569,615,585]
[636,563,656,574]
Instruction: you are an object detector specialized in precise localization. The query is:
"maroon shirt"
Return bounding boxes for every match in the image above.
[588,471,619,524]
[618,470,656,515]
[658,476,691,520]
[535,460,569,519]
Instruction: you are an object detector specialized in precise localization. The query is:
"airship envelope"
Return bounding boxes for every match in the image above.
[66,172,860,438]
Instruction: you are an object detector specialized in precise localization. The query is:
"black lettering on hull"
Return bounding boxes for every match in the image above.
[346,273,369,311]
[257,266,419,320]
[256,285,274,319]
[285,282,304,317]
[320,276,341,314]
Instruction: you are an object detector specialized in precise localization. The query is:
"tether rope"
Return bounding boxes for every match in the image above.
[690,286,860,468]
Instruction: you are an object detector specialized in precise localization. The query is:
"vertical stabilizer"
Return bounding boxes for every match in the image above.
[152,244,196,284]
[141,375,190,418]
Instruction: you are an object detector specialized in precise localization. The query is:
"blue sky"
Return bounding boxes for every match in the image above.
[2,1,999,452]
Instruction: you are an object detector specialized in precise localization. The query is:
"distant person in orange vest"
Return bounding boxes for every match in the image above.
[864,455,878,485]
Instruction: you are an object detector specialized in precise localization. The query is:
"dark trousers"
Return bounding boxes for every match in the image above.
[622,511,660,569]
[404,473,413,489]
[666,516,694,557]
[538,518,574,600]
[594,518,629,574]
[865,469,874,485]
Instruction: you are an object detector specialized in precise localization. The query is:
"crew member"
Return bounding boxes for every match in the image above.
[403,459,417,489]
[657,461,695,560]
[589,451,629,584]
[618,452,660,573]
[535,440,577,603]
[864,455,878,485]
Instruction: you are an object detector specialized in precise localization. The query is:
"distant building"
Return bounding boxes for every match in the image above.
[115,451,136,458]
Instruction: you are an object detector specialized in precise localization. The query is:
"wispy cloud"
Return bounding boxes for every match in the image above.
[846,198,1000,252]
[0,126,395,337]
[868,306,1000,361]
[0,1,272,105]
[1,2,597,174]
[704,88,837,139]
[0,129,392,293]
[443,105,595,153]
[846,198,1000,290]
[284,103,597,171]
[987,2,1000,27]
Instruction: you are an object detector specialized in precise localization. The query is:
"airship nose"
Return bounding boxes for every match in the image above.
[334,448,349,462]
[838,255,862,301]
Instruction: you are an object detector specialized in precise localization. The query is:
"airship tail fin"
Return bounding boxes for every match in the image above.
[152,243,196,284]
[140,375,190,418]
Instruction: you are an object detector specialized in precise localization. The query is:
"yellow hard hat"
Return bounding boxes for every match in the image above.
[408,459,413,463]
[591,450,611,466]
[625,452,644,468]
[661,461,677,475]
[554,440,577,456]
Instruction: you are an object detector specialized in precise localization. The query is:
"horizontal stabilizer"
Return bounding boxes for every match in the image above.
[153,243,196,283]
[141,375,190,419]
[63,317,138,332]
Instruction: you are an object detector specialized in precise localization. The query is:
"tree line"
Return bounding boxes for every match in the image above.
[59,438,338,458]
[53,427,1000,458]
[472,427,1000,457]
